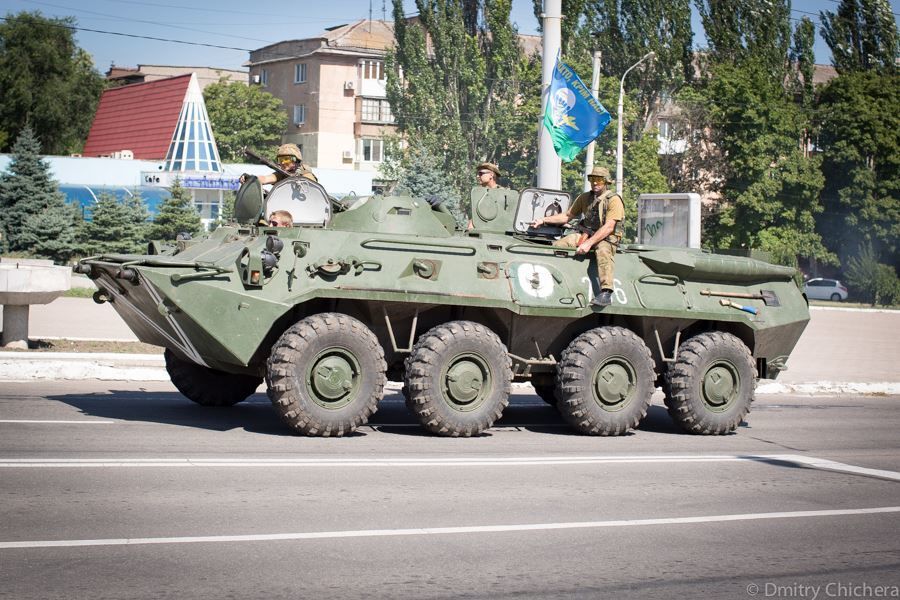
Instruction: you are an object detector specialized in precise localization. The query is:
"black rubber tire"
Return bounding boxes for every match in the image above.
[830,293,841,301]
[266,313,386,436]
[556,326,656,435]
[164,349,262,407]
[664,331,756,435]
[405,321,512,437]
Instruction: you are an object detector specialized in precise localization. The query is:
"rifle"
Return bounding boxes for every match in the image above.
[244,148,291,178]
[572,222,594,246]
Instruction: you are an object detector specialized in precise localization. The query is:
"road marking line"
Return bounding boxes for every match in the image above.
[0,420,115,424]
[0,454,897,481]
[2,506,898,550]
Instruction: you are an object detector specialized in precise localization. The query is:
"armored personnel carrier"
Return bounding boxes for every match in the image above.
[75,176,809,437]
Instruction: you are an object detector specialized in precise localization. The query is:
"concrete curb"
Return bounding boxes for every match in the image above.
[0,353,897,395]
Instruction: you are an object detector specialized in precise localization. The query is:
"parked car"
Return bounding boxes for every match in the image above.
[804,278,849,301]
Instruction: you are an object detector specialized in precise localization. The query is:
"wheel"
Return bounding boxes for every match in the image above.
[664,331,756,435]
[164,349,262,407]
[266,313,386,436]
[556,326,656,436]
[405,321,512,437]
[830,293,841,301]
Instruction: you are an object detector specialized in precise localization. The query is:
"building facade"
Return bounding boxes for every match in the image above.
[247,20,396,176]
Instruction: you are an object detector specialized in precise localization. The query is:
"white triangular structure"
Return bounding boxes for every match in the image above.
[164,73,223,173]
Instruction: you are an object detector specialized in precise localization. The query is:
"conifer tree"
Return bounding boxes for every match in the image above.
[0,126,70,253]
[17,199,82,263]
[81,191,150,255]
[148,179,202,241]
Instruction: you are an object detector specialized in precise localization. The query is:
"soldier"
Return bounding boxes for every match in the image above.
[476,162,501,189]
[468,162,502,230]
[530,166,624,306]
[267,210,293,227]
[241,144,317,185]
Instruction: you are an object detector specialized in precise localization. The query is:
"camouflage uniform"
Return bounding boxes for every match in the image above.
[552,189,624,289]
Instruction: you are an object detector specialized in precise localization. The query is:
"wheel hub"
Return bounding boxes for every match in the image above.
[308,352,358,407]
[702,363,739,410]
[445,360,484,404]
[593,358,636,410]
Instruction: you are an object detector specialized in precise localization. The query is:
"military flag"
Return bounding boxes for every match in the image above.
[542,58,611,162]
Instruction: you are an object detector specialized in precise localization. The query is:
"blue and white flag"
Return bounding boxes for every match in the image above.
[542,58,611,162]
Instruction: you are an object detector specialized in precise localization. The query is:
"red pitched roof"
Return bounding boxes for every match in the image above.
[83,74,192,160]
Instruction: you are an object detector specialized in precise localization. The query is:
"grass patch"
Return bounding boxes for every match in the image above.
[63,287,97,298]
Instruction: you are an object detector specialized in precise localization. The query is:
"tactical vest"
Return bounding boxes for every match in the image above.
[582,190,624,239]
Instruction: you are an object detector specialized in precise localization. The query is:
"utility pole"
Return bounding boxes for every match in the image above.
[581,49,602,192]
[536,0,562,190]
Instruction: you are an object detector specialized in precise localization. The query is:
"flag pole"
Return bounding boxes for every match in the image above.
[536,0,562,190]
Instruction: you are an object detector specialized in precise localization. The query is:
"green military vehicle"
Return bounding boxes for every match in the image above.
[74,176,809,437]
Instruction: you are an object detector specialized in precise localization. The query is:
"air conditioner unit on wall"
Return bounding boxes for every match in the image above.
[342,150,353,159]
[344,81,355,90]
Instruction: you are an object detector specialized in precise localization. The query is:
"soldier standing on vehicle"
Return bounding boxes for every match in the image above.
[240,144,317,185]
[530,166,624,306]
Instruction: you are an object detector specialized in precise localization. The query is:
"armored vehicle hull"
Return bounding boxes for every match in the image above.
[77,178,809,437]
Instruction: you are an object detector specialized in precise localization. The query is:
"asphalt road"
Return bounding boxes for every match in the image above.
[1,382,898,599]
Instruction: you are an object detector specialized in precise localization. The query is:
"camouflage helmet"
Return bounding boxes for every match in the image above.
[277,143,303,162]
[588,166,613,182]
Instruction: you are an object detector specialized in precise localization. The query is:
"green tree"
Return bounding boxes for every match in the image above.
[148,179,202,240]
[701,61,831,266]
[387,0,540,198]
[0,125,71,253]
[816,71,899,267]
[393,145,465,224]
[80,191,150,255]
[581,0,694,136]
[844,243,900,305]
[697,0,791,75]
[17,198,82,263]
[203,79,287,162]
[821,0,898,74]
[0,12,105,154]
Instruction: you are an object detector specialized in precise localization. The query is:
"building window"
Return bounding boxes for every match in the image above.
[361,98,394,123]
[293,104,306,125]
[259,69,268,86]
[360,60,384,81]
[294,63,307,84]
[658,119,672,139]
[360,138,383,162]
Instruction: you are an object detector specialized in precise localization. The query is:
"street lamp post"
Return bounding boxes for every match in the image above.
[615,51,655,196]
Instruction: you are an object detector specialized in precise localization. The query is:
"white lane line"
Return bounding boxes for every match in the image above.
[0,420,115,424]
[0,455,756,468]
[1,454,897,481]
[3,506,898,550]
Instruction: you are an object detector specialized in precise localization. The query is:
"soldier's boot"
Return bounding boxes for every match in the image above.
[591,288,613,306]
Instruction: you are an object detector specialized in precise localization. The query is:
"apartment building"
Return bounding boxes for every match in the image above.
[247,20,396,174]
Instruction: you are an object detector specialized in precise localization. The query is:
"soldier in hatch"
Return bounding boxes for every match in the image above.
[240,144,317,185]
[530,166,624,306]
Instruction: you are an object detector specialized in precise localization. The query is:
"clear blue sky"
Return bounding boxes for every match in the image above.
[0,0,897,73]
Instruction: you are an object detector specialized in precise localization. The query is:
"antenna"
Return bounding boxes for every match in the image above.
[369,0,372,30]
[382,0,386,21]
